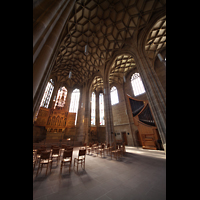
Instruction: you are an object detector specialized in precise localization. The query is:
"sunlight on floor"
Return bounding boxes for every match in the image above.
[125,146,166,159]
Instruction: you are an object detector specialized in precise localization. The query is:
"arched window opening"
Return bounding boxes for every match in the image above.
[131,73,146,96]
[99,93,105,125]
[110,86,119,105]
[40,79,54,108]
[54,86,67,108]
[69,89,80,125]
[91,92,96,125]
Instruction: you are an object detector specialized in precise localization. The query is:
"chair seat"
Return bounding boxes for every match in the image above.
[74,157,85,161]
[63,158,71,162]
[52,154,59,158]
[40,159,52,164]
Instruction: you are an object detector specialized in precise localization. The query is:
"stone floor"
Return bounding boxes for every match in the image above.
[33,146,166,200]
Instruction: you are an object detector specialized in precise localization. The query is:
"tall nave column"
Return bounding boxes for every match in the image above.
[103,79,114,145]
[33,0,76,119]
[135,49,166,153]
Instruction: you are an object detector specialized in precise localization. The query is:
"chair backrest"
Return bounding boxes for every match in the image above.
[52,148,60,155]
[83,143,86,146]
[65,146,73,150]
[63,150,73,158]
[51,145,59,149]
[40,151,50,160]
[78,149,86,158]
[33,151,37,159]
[61,144,67,149]
[101,144,105,149]
[40,145,46,150]
[37,148,45,155]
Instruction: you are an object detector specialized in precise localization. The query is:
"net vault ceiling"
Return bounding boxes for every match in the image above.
[51,0,166,88]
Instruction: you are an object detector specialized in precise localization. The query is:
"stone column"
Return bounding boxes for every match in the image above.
[33,0,68,63]
[135,49,166,152]
[103,80,114,145]
[64,87,72,112]
[33,0,76,119]
[76,84,90,144]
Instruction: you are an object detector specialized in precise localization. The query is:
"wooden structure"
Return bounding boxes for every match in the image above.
[127,94,161,150]
[35,106,76,133]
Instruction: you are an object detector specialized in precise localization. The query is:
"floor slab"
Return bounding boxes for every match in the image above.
[33,146,166,200]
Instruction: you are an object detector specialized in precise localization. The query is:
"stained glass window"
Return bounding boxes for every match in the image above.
[99,93,105,125]
[110,86,119,105]
[131,73,145,96]
[91,92,96,125]
[40,79,54,108]
[54,86,67,108]
[69,89,80,125]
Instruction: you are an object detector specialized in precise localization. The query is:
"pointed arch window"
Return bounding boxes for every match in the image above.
[131,73,145,96]
[110,86,119,105]
[69,89,80,125]
[54,86,67,108]
[91,92,96,125]
[40,79,54,108]
[99,93,105,125]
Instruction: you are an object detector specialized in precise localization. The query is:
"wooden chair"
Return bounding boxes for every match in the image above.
[104,143,110,156]
[74,149,86,172]
[36,151,52,176]
[51,148,60,165]
[33,150,37,172]
[61,144,67,154]
[40,145,46,151]
[36,148,45,163]
[93,143,99,155]
[60,150,73,173]
[117,144,123,158]
[119,142,126,156]
[87,143,93,155]
[111,144,120,160]
[51,145,59,150]
[61,144,67,148]
[65,146,73,151]
[99,144,105,157]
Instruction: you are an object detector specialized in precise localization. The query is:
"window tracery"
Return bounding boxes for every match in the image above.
[54,86,67,108]
[99,93,105,125]
[91,92,96,126]
[40,79,54,108]
[110,86,119,105]
[69,89,80,125]
[131,73,145,96]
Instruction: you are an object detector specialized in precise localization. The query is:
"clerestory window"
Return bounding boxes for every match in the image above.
[110,86,119,105]
[69,89,80,125]
[131,73,145,96]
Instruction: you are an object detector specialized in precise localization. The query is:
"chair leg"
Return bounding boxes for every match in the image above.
[69,161,71,173]
[40,163,43,173]
[46,163,48,176]
[60,161,62,173]
[36,163,40,176]
[50,161,52,173]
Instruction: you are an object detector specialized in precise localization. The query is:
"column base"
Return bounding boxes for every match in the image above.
[163,143,166,155]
